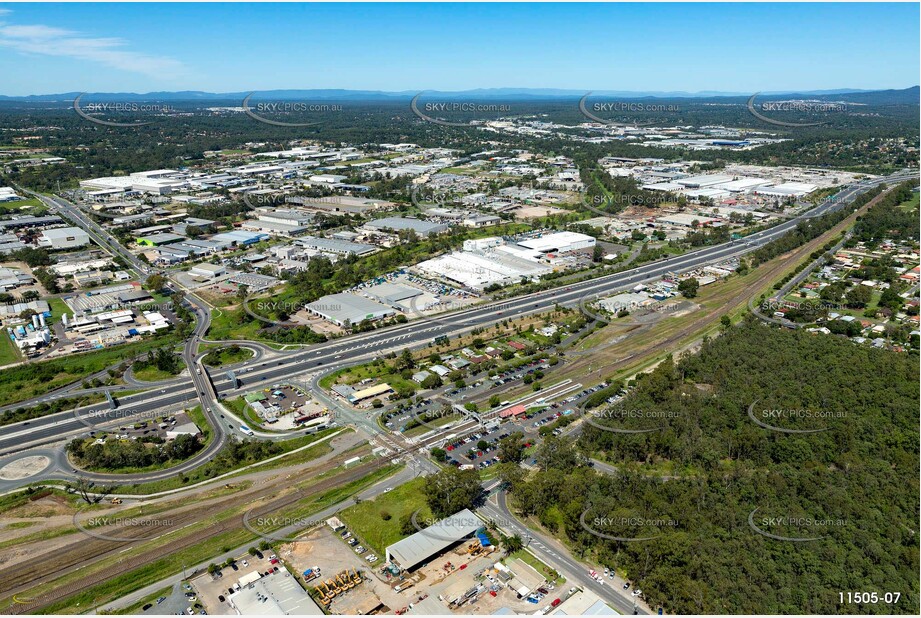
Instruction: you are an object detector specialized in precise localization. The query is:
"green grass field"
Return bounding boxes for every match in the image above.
[0,331,20,366]
[339,477,432,557]
[202,345,253,367]
[897,191,919,211]
[319,362,418,395]
[132,360,186,382]
[0,334,178,406]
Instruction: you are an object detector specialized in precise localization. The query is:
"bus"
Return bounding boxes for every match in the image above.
[239,425,254,436]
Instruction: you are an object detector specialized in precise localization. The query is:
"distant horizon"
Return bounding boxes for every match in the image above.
[0,2,918,95]
[1,85,918,101]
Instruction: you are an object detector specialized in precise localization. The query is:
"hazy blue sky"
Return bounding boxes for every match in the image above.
[0,2,918,95]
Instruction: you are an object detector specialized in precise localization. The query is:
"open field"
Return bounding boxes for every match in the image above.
[338,477,431,557]
[0,334,178,406]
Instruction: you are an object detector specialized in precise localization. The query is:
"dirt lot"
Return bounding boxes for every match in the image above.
[280,526,398,613]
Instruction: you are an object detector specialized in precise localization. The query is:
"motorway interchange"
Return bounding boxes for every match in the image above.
[1,170,915,485]
[0,171,915,614]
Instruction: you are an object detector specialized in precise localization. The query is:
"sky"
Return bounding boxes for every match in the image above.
[0,2,918,96]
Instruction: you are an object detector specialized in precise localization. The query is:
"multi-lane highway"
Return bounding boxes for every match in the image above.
[0,172,914,487]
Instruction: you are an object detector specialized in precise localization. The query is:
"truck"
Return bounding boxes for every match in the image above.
[303,567,320,582]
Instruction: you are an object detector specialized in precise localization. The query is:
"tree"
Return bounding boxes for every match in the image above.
[430,447,447,462]
[397,349,415,370]
[399,513,417,536]
[477,440,488,451]
[145,272,166,292]
[845,284,872,308]
[423,467,482,518]
[592,244,603,262]
[500,533,524,554]
[878,286,904,312]
[536,435,585,471]
[495,462,527,490]
[420,373,443,389]
[678,278,699,298]
[498,432,526,464]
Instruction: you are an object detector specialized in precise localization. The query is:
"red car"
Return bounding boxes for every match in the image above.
[551,598,562,607]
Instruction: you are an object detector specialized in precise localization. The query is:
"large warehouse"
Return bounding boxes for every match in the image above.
[305,292,395,327]
[386,509,482,572]
[38,227,91,249]
[364,217,449,237]
[416,249,551,290]
[518,231,595,254]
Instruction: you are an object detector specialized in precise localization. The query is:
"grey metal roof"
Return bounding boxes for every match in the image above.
[365,217,448,235]
[305,292,394,325]
[386,508,481,570]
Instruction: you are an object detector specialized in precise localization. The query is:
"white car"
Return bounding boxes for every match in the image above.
[632,589,642,597]
[241,560,249,567]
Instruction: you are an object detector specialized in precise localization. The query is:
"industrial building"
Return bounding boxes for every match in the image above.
[656,214,721,227]
[190,263,227,279]
[0,215,62,230]
[517,231,595,254]
[37,227,91,249]
[296,236,377,256]
[753,182,817,197]
[417,249,551,290]
[364,217,449,237]
[305,292,395,327]
[227,568,324,616]
[364,282,423,307]
[385,508,482,572]
[136,232,185,246]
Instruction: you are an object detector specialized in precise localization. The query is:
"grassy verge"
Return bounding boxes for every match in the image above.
[132,361,185,382]
[0,330,20,365]
[318,362,418,395]
[201,345,253,367]
[506,549,566,585]
[104,585,173,615]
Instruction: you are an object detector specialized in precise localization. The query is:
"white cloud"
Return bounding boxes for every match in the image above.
[0,13,187,78]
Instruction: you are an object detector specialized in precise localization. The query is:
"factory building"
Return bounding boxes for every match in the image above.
[517,231,596,254]
[305,292,396,327]
[385,509,482,572]
[37,227,91,249]
[364,217,449,237]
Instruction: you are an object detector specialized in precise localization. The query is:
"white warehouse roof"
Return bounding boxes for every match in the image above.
[518,231,595,253]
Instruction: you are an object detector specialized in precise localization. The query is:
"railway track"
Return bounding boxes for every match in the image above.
[0,445,372,609]
[4,452,388,614]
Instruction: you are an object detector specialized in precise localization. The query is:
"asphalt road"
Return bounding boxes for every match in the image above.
[479,489,649,614]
